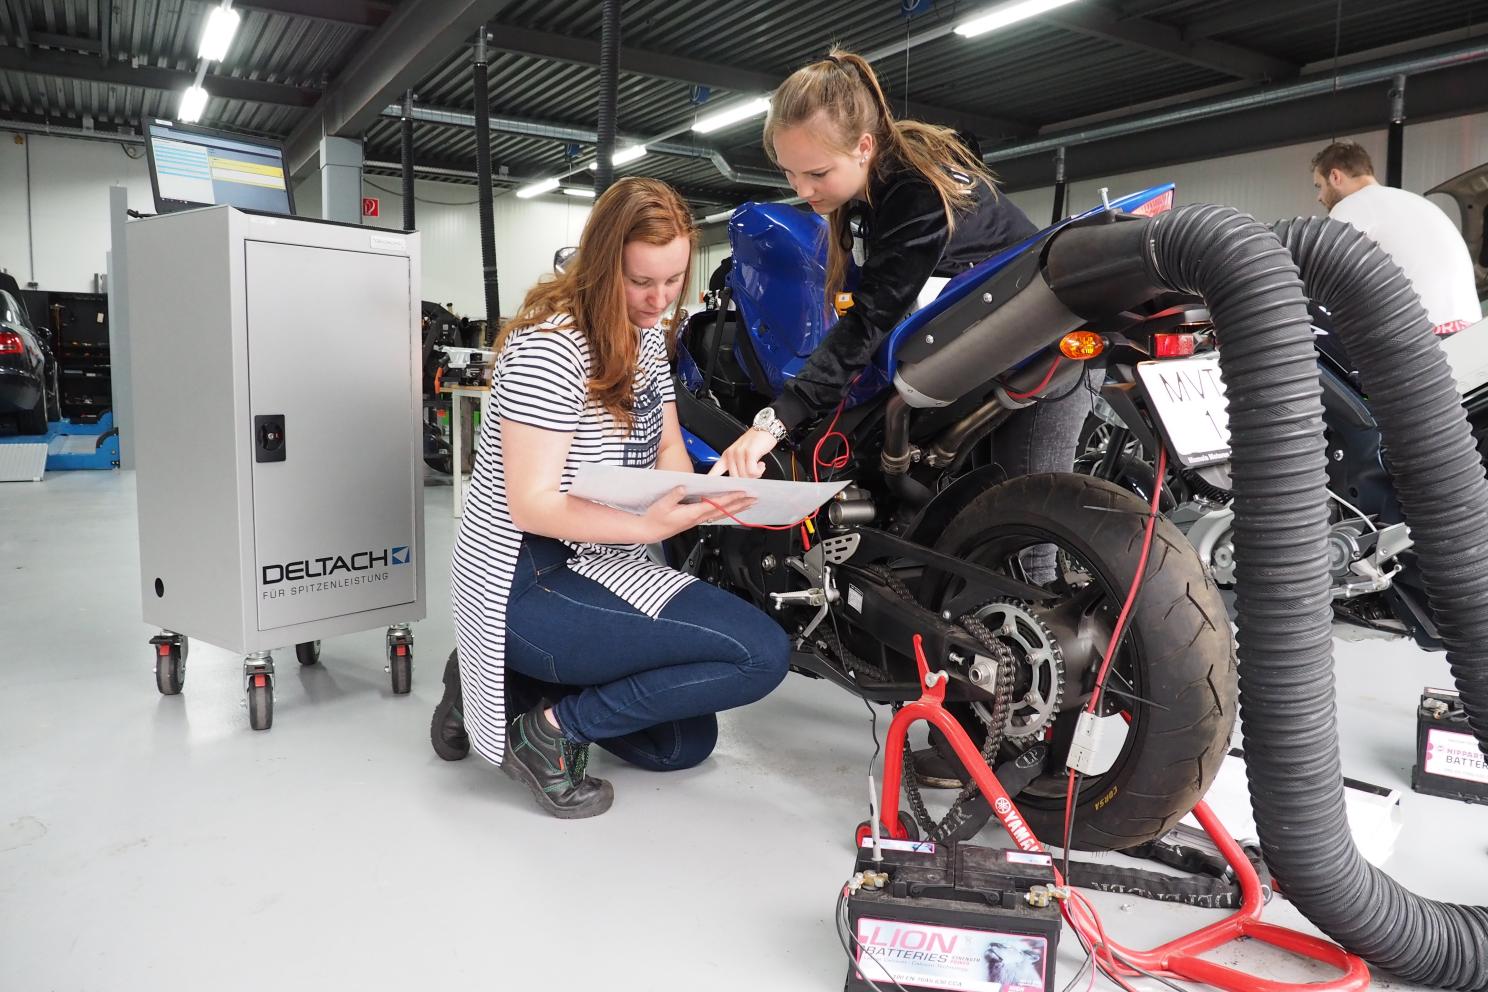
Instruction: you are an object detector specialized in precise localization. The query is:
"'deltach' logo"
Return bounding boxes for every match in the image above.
[391,546,410,565]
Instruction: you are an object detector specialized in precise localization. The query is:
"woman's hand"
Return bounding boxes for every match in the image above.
[708,428,778,479]
[641,487,755,542]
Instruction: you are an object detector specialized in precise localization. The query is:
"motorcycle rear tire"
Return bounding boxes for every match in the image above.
[932,472,1236,852]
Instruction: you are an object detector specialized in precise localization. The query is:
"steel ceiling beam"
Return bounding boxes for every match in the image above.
[994,58,1488,194]
[283,0,515,178]
[484,23,1033,140]
[0,46,320,106]
[1045,6,1299,81]
[232,0,394,30]
[381,101,790,189]
[1180,0,1336,42]
[31,31,101,53]
[362,156,735,206]
[985,38,1488,178]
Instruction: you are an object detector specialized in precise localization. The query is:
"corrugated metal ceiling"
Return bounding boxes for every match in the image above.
[1,0,1485,203]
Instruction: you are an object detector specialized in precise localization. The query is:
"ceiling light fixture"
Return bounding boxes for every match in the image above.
[178,85,209,123]
[515,177,560,199]
[954,0,1080,38]
[590,145,648,169]
[692,97,771,134]
[197,2,241,62]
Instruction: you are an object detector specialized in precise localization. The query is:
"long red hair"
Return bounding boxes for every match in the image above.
[496,177,696,427]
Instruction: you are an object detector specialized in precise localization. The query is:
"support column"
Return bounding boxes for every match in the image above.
[1051,147,1068,225]
[594,0,620,196]
[320,135,364,223]
[1386,74,1406,189]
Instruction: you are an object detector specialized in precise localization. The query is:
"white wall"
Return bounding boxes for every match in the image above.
[1003,110,1488,228]
[338,177,592,319]
[13,108,1487,315]
[0,132,590,321]
[0,134,153,291]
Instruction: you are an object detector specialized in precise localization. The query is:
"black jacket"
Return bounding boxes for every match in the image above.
[770,161,1038,430]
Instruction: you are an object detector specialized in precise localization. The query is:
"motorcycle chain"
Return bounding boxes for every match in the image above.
[863,566,1018,840]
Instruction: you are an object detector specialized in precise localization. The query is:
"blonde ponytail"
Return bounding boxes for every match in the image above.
[765,48,999,301]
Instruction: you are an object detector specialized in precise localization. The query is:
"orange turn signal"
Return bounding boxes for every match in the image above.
[1059,331,1105,360]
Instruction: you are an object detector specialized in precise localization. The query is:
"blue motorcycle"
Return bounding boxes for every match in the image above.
[671,188,1237,849]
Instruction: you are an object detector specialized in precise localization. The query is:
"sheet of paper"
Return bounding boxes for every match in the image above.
[1440,319,1488,395]
[568,464,849,527]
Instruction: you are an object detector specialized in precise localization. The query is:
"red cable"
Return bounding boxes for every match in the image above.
[1004,356,1063,401]
[1085,446,1167,716]
[707,378,860,537]
[1056,446,1169,992]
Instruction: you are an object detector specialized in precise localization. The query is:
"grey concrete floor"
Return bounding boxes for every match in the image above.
[2,470,1484,992]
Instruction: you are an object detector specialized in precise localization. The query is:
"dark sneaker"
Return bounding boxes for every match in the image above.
[910,745,967,790]
[431,649,470,761]
[501,706,614,819]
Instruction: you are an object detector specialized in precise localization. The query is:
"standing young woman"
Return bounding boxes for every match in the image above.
[709,50,1098,789]
[710,51,1097,573]
[435,177,790,819]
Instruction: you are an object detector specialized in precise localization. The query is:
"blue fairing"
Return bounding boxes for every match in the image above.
[683,428,720,467]
[724,184,1176,411]
[725,203,835,397]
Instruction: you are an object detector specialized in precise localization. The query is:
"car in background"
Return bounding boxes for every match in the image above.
[1428,161,1488,306]
[0,281,59,435]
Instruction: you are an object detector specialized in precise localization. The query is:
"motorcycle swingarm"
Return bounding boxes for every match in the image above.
[848,527,1055,605]
[830,567,1002,704]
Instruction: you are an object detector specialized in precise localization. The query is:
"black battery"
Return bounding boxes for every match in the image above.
[843,840,1061,992]
[1412,688,1488,806]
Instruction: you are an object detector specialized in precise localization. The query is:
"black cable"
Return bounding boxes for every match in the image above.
[1061,925,1096,992]
[1061,769,1082,885]
[363,178,482,206]
[1106,949,1199,992]
[835,886,914,992]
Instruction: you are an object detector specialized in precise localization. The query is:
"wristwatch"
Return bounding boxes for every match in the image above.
[750,406,789,444]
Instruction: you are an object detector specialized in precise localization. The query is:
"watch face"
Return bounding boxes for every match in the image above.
[753,408,775,428]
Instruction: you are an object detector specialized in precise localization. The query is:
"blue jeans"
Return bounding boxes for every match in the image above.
[503,535,791,772]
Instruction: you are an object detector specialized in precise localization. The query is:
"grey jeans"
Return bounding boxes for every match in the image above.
[994,368,1103,584]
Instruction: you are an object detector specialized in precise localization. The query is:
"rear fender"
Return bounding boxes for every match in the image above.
[902,464,1006,548]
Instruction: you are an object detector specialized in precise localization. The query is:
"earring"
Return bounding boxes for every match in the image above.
[860,156,868,166]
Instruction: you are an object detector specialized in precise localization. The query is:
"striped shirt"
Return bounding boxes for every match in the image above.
[449,316,694,766]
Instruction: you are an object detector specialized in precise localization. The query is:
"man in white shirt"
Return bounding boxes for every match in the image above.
[1312,141,1482,337]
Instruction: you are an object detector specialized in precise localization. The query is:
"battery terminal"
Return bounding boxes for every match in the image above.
[1026,883,1073,909]
[849,870,891,892]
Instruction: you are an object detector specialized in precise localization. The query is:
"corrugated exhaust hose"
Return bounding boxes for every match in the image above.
[1261,217,1488,989]
[1043,206,1488,989]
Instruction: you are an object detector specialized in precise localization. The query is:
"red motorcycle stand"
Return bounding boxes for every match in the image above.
[867,635,1372,992]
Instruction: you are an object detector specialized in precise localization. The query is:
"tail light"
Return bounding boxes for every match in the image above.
[1153,332,1196,358]
[1131,189,1174,218]
[1059,331,1105,360]
[0,331,23,355]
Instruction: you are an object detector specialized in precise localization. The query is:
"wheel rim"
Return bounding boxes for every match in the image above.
[936,522,1145,814]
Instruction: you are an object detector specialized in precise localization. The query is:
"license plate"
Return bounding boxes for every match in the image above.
[1135,354,1230,467]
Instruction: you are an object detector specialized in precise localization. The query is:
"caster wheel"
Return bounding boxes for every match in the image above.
[897,810,921,841]
[295,640,321,666]
[853,811,921,848]
[247,677,274,731]
[389,646,412,695]
[154,645,184,696]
